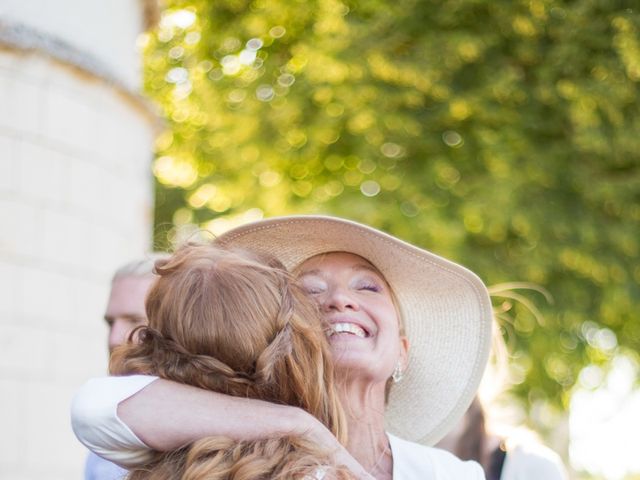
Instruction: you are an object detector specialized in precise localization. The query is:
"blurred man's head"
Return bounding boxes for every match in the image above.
[105,255,168,353]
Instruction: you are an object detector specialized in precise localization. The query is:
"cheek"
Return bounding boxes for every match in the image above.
[308,293,326,311]
[378,301,401,329]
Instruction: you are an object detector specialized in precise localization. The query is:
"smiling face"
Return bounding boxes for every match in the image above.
[297,252,409,384]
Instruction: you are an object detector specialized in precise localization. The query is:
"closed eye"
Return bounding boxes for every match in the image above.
[356,281,382,293]
[304,286,325,295]
[299,277,327,295]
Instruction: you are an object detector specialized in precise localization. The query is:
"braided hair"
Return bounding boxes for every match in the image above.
[110,243,351,479]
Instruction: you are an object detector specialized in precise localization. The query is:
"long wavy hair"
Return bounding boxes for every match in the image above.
[110,243,350,479]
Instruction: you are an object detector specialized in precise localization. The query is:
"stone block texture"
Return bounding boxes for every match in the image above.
[0,2,155,476]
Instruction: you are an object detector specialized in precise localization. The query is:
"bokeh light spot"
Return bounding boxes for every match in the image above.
[165,67,189,84]
[246,38,264,51]
[269,26,286,38]
[442,130,464,148]
[256,84,275,102]
[360,180,381,197]
[380,142,405,158]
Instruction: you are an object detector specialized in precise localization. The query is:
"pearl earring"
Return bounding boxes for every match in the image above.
[392,361,404,383]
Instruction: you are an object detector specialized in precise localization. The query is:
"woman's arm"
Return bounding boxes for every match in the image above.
[71,375,317,466]
[117,377,318,450]
[71,375,371,476]
[121,380,374,478]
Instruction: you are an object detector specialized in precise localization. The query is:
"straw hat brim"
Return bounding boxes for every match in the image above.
[216,215,493,445]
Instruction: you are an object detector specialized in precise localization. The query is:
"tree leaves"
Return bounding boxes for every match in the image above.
[144,0,640,420]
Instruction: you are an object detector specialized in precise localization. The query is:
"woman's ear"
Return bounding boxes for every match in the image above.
[399,335,410,371]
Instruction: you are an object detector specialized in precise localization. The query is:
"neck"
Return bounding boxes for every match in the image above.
[339,379,393,478]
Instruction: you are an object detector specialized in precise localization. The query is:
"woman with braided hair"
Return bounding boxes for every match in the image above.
[106,242,367,479]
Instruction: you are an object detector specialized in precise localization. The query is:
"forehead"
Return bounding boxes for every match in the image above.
[297,252,384,277]
[105,275,156,316]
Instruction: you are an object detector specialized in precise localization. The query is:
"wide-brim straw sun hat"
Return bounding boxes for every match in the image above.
[216,215,493,446]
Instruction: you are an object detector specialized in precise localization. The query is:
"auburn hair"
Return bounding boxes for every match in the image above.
[110,243,351,479]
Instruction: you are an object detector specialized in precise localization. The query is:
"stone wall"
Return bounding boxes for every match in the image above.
[0,1,156,478]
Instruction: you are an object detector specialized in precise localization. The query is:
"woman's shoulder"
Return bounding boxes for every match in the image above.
[388,434,485,480]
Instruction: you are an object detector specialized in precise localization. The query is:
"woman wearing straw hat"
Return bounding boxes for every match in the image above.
[72,216,493,479]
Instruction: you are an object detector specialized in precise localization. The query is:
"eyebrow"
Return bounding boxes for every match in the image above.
[352,263,382,275]
[104,314,147,322]
[298,264,383,277]
[297,268,322,278]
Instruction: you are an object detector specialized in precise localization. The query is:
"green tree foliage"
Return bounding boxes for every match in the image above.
[143,0,640,423]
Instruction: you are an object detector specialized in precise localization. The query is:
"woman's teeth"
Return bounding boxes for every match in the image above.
[328,322,367,338]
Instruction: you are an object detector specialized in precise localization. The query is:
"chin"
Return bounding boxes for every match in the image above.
[332,354,388,384]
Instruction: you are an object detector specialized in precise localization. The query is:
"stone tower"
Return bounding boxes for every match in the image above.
[0,1,157,478]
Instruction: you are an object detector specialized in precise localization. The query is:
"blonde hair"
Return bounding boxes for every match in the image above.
[112,252,170,281]
[110,243,351,479]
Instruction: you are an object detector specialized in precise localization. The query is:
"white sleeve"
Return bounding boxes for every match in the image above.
[71,375,159,467]
[502,443,568,480]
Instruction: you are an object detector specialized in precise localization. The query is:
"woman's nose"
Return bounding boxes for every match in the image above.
[321,287,360,312]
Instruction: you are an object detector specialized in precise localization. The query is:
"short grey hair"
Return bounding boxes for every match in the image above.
[111,252,171,282]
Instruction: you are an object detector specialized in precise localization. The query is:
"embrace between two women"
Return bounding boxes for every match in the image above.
[72,215,493,479]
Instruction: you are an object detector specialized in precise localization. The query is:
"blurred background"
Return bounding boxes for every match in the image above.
[0,0,638,479]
